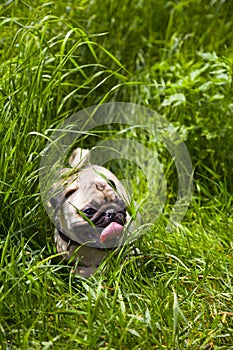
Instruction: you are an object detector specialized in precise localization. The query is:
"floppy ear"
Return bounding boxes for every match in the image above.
[48,169,79,209]
[69,148,90,168]
[47,179,64,210]
[49,190,63,209]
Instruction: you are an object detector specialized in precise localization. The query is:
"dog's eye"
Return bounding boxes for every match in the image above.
[108,180,116,190]
[65,189,76,198]
[83,208,97,217]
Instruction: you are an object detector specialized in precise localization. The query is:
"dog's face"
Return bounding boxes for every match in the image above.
[50,165,132,248]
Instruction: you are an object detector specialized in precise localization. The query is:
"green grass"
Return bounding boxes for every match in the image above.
[0,0,233,349]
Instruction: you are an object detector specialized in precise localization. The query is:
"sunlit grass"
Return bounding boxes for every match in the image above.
[0,0,233,349]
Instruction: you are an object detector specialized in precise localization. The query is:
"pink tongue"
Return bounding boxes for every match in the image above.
[100,222,124,243]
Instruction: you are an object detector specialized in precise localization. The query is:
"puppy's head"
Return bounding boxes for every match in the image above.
[49,164,132,248]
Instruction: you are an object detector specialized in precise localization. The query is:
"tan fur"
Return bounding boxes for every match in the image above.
[51,148,132,277]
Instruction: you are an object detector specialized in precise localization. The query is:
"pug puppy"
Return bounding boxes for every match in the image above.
[49,148,134,277]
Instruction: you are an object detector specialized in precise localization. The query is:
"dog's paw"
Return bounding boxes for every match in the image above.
[71,265,97,278]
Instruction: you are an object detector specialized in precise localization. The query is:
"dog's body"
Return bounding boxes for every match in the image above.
[50,148,133,277]
[54,229,109,277]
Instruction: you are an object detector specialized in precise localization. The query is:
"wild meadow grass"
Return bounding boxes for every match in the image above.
[0,0,233,349]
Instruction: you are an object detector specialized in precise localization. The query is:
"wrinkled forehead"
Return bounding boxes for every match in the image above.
[78,166,119,186]
[77,165,130,203]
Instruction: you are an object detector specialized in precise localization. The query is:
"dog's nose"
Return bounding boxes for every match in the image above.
[106,209,115,218]
[105,209,126,224]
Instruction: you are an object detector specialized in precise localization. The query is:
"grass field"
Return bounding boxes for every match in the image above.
[0,0,233,349]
